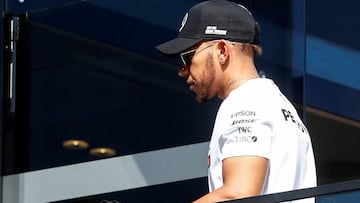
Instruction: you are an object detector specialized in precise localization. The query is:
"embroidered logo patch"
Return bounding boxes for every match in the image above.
[205,26,227,35]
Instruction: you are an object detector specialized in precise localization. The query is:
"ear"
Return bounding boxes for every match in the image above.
[217,40,231,66]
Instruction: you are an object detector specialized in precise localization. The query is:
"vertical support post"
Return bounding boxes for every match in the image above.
[0,0,5,201]
[9,16,19,113]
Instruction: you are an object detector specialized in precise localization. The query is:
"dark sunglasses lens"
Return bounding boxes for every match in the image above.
[178,65,188,76]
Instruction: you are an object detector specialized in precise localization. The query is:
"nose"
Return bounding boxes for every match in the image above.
[186,75,195,86]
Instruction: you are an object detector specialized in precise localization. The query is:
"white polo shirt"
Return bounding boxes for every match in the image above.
[208,78,316,201]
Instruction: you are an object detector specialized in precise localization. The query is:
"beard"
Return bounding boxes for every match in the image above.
[194,54,215,104]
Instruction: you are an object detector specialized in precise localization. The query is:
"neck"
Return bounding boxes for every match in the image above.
[225,77,245,92]
[220,73,259,100]
[216,51,259,100]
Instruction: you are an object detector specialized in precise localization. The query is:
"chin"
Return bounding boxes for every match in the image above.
[195,94,210,104]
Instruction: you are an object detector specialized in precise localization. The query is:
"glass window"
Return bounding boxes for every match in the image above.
[5,0,359,202]
[305,0,360,185]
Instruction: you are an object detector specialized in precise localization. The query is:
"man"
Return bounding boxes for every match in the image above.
[156,0,317,202]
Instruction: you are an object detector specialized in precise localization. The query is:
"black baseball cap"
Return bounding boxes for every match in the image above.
[156,0,259,56]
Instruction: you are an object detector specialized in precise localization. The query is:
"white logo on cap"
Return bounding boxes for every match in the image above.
[179,13,188,32]
[205,26,227,35]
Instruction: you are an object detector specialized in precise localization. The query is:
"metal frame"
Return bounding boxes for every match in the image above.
[225,179,360,203]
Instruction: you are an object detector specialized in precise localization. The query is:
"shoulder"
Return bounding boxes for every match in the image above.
[224,79,279,109]
[219,78,288,123]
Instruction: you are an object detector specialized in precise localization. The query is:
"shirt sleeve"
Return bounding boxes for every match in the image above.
[219,120,273,161]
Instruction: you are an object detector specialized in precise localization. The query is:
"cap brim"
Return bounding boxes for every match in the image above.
[156,38,202,56]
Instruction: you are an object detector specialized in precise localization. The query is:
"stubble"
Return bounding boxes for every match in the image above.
[195,54,215,104]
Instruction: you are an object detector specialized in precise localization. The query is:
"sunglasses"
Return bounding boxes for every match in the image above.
[179,41,218,67]
[178,41,219,77]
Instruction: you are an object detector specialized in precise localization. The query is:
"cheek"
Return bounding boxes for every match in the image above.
[189,66,202,80]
